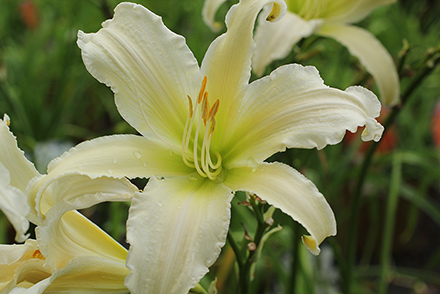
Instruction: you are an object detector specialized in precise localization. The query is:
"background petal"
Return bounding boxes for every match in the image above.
[34,174,133,270]
[252,11,318,76]
[318,23,400,106]
[202,0,227,32]
[125,176,232,294]
[0,163,30,242]
[25,256,129,294]
[225,162,336,255]
[78,2,202,149]
[330,0,397,24]
[0,115,39,192]
[0,240,51,293]
[222,64,383,167]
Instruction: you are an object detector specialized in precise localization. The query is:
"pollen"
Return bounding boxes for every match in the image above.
[182,76,222,180]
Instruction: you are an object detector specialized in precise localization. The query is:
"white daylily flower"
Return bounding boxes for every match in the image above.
[0,115,135,293]
[203,0,400,106]
[50,1,382,292]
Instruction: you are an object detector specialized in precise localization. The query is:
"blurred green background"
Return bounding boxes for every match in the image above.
[0,0,439,293]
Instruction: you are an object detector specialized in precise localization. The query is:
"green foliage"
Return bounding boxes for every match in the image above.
[1,0,439,293]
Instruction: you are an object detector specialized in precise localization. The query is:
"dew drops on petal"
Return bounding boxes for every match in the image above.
[133,151,142,159]
[156,201,162,207]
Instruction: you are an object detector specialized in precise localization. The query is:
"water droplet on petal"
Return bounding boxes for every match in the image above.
[113,159,118,164]
[168,149,175,156]
[188,175,198,182]
[156,201,162,207]
[143,161,147,168]
[133,151,142,159]
[108,169,113,174]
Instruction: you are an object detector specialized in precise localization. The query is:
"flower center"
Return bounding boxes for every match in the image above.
[182,76,222,180]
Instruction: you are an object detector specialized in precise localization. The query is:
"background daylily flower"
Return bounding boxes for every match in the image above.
[0,115,135,293]
[203,0,400,106]
[49,0,382,292]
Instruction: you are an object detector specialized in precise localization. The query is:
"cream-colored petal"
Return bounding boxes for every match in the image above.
[78,2,202,150]
[1,242,128,294]
[19,256,129,294]
[33,174,133,270]
[330,0,397,24]
[0,115,39,192]
[0,240,51,293]
[47,134,191,181]
[318,23,399,106]
[202,0,227,32]
[201,0,286,141]
[0,163,30,242]
[253,10,318,76]
[36,211,127,271]
[125,176,233,294]
[225,162,336,255]
[223,64,383,167]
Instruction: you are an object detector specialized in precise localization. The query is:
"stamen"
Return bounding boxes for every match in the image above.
[181,76,222,179]
[201,92,209,126]
[198,76,207,103]
[187,95,193,118]
[208,99,220,121]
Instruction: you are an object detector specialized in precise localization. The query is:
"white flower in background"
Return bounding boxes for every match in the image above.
[203,0,400,106]
[49,0,382,293]
[0,115,136,293]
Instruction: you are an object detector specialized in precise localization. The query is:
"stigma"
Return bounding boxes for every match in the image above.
[182,76,222,180]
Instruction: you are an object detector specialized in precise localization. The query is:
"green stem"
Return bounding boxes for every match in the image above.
[343,48,440,294]
[228,199,270,294]
[288,221,301,294]
[378,153,402,293]
[227,231,248,294]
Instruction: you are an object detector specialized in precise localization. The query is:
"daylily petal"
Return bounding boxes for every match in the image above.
[201,0,286,139]
[0,114,39,192]
[37,210,127,271]
[78,2,202,149]
[47,134,191,180]
[17,256,129,294]
[223,63,383,167]
[202,0,227,32]
[332,0,397,24]
[253,10,319,76]
[318,23,400,106]
[0,240,50,293]
[0,163,30,242]
[225,162,336,255]
[0,240,128,293]
[125,176,233,294]
[33,174,133,270]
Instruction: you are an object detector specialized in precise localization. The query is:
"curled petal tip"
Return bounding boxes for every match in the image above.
[265,1,287,22]
[362,118,384,143]
[301,235,320,255]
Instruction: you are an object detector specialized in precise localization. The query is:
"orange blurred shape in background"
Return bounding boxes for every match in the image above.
[432,101,440,148]
[20,0,39,30]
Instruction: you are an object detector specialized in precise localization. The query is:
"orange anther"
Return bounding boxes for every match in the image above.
[208,99,220,120]
[198,76,208,104]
